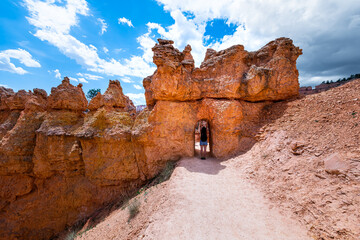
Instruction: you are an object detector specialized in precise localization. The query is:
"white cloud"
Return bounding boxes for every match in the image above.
[69,77,78,82]
[24,0,89,34]
[118,17,134,27]
[121,76,133,83]
[299,74,343,87]
[78,77,88,83]
[89,44,97,51]
[98,18,107,35]
[153,0,360,84]
[144,10,207,66]
[125,93,145,105]
[0,84,9,88]
[137,28,157,63]
[1,49,41,67]
[114,48,123,53]
[53,69,61,79]
[19,0,360,88]
[77,72,103,80]
[0,48,41,74]
[103,47,109,54]
[133,84,142,90]
[24,0,155,79]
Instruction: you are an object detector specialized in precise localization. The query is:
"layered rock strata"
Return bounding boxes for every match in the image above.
[145,37,301,105]
[0,79,141,240]
[141,37,302,166]
[0,37,301,239]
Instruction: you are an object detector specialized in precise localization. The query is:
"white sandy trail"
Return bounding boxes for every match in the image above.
[140,157,311,240]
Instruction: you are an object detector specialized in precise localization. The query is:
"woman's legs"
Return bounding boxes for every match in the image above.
[200,145,206,159]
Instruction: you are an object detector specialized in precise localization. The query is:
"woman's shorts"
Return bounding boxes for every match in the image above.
[200,140,208,146]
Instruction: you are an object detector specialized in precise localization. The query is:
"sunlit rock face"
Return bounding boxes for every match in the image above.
[141,37,301,166]
[88,79,136,115]
[145,37,301,104]
[47,77,87,111]
[0,37,301,239]
[0,79,142,240]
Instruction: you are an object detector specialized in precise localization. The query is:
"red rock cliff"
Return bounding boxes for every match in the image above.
[144,37,301,105]
[0,79,141,240]
[137,37,302,176]
[0,38,301,240]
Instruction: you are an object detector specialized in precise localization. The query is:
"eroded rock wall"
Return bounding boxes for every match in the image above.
[140,37,302,171]
[145,37,301,105]
[0,37,301,239]
[0,79,142,240]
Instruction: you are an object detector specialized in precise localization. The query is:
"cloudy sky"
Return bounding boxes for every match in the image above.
[0,0,359,105]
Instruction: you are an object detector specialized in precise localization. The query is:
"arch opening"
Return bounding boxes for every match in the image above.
[194,119,212,158]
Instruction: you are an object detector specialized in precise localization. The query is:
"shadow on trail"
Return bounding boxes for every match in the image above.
[178,157,226,175]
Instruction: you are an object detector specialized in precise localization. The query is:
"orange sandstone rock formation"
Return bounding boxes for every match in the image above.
[88,79,136,114]
[47,77,87,111]
[140,37,302,171]
[0,37,301,240]
[0,79,141,240]
[145,37,301,104]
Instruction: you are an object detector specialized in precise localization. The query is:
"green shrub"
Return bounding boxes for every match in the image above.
[86,89,101,100]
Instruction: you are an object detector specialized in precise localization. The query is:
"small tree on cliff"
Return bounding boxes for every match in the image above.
[86,88,101,100]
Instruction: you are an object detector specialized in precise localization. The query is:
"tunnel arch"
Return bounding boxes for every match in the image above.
[194,119,212,158]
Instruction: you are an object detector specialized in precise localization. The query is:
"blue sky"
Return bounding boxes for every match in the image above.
[0,0,359,105]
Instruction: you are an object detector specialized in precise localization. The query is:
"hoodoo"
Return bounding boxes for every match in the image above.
[140,37,302,160]
[0,37,302,239]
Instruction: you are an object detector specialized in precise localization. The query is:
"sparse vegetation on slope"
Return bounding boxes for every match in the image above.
[127,199,140,222]
[58,160,177,239]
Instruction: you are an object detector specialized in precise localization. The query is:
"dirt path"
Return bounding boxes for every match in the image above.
[76,157,311,240]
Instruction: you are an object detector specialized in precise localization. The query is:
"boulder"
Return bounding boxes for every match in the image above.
[324,153,350,175]
[290,141,306,155]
